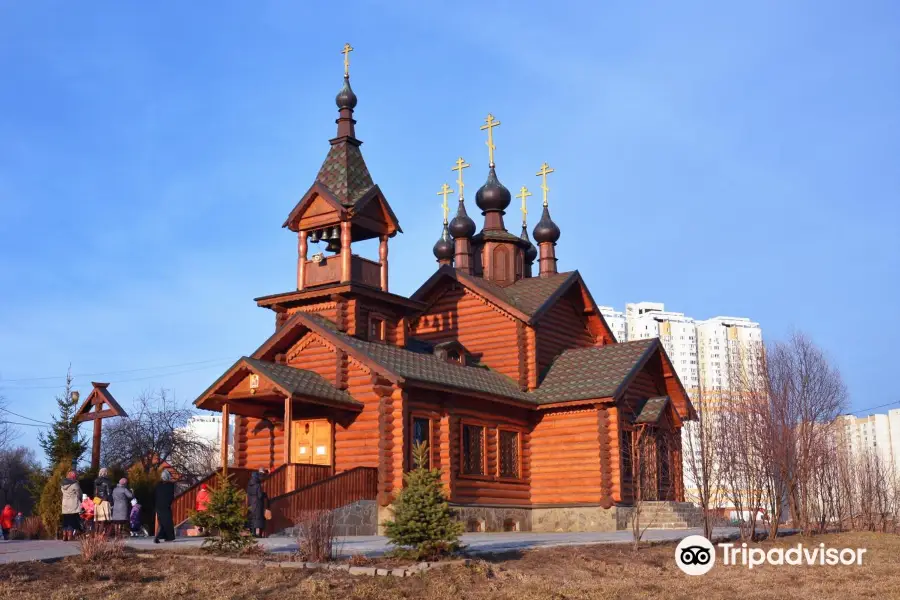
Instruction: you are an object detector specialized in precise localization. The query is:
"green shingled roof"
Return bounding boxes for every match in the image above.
[315,141,375,206]
[632,396,670,424]
[242,357,363,409]
[531,339,658,404]
[459,271,577,319]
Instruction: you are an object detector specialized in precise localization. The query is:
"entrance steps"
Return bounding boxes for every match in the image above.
[639,501,705,529]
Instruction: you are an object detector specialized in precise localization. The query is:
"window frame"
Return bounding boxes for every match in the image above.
[459,420,487,478]
[368,313,386,343]
[496,427,522,480]
[409,414,433,471]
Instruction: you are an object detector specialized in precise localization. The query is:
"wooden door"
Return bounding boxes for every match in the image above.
[291,419,332,466]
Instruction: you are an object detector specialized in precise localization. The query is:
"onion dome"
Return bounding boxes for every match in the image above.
[521,225,538,263]
[335,76,358,110]
[533,205,561,244]
[449,198,476,238]
[475,167,511,213]
[433,221,454,260]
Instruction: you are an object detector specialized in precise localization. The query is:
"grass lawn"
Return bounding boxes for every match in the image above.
[0,532,896,599]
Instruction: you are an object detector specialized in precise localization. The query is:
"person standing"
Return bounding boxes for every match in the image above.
[93,468,114,535]
[80,494,95,534]
[1,504,14,540]
[129,498,144,537]
[153,470,176,543]
[60,471,82,541]
[246,471,267,538]
[13,512,23,531]
[111,478,134,537]
[194,483,211,535]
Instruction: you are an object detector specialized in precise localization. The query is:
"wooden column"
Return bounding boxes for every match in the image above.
[91,419,102,472]
[283,397,293,477]
[220,403,230,471]
[340,221,352,283]
[297,230,308,291]
[379,234,389,292]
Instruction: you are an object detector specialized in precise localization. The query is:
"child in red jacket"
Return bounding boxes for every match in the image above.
[1,505,15,540]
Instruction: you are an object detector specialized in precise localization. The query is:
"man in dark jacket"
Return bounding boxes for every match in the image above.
[153,470,176,543]
[246,471,267,537]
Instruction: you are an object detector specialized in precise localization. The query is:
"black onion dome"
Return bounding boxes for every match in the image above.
[335,76,358,109]
[448,199,476,238]
[433,222,454,260]
[533,205,561,244]
[475,167,511,213]
[521,225,538,263]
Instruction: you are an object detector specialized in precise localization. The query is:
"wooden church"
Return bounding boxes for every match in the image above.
[192,46,696,533]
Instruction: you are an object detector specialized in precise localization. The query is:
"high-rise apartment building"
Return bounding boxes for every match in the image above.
[598,303,763,401]
[835,410,900,473]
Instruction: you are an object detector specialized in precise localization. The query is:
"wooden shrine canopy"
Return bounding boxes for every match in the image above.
[74,382,128,471]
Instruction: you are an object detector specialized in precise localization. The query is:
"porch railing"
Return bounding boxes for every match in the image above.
[266,467,378,534]
[171,468,255,529]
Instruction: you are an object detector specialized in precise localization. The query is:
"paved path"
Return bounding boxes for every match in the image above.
[0,528,737,564]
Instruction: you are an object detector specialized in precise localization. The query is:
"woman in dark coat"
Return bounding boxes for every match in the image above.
[246,471,267,537]
[153,470,176,543]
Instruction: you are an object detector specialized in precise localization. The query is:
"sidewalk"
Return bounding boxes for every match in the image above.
[0,527,738,565]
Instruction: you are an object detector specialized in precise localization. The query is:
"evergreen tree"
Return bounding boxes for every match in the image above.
[38,458,71,537]
[37,368,87,468]
[384,441,463,559]
[189,471,252,553]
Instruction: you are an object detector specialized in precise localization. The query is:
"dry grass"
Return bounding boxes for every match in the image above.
[78,532,126,562]
[0,532,897,599]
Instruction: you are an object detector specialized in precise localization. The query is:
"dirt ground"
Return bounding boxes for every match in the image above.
[0,532,897,600]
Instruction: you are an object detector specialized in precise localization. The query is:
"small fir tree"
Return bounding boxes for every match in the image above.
[38,459,72,538]
[189,471,252,553]
[38,368,88,468]
[384,441,463,559]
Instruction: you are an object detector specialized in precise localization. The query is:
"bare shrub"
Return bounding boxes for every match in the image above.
[294,509,339,563]
[78,532,125,562]
[20,516,44,540]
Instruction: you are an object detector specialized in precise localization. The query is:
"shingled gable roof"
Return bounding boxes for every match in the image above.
[531,339,659,405]
[410,266,587,323]
[245,311,691,413]
[251,311,529,403]
[633,396,670,424]
[316,140,375,207]
[193,356,362,411]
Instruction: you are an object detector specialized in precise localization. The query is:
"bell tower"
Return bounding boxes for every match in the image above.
[282,43,402,293]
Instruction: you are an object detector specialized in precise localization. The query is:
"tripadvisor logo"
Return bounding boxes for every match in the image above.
[675,535,716,576]
[675,535,868,575]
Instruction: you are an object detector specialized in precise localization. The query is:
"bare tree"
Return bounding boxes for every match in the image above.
[101,389,217,482]
[681,378,722,540]
[767,332,847,535]
[0,396,20,453]
[0,446,40,512]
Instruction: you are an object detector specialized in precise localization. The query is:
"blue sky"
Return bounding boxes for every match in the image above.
[1,0,898,461]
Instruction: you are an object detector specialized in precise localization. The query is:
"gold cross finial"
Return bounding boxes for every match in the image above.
[437,183,454,221]
[536,162,555,206]
[480,114,501,166]
[341,43,354,77]
[451,157,470,199]
[517,186,532,225]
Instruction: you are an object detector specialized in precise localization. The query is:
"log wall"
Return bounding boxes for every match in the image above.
[410,285,520,381]
[530,408,602,504]
[534,295,597,378]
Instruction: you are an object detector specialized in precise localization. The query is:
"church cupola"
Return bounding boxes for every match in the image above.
[433,183,455,266]
[449,157,475,274]
[532,162,560,278]
[282,44,402,293]
[517,186,538,278]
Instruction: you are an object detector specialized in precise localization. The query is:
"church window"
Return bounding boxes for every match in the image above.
[369,315,385,342]
[410,417,432,469]
[461,423,485,475]
[499,430,520,478]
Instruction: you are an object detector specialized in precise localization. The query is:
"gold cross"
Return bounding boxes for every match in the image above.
[437,183,454,221]
[536,162,555,206]
[341,43,354,77]
[480,114,501,166]
[451,157,470,199]
[516,186,532,224]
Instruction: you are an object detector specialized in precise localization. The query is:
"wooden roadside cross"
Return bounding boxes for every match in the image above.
[74,382,128,472]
